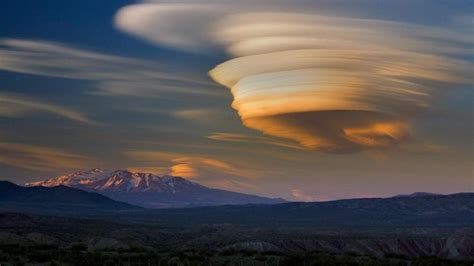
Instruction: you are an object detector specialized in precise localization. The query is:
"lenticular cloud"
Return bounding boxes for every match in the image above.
[116,1,473,152]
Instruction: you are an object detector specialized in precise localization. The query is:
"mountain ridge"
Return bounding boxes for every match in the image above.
[0,192,472,260]
[135,192,474,228]
[26,168,286,208]
[27,168,204,193]
[391,192,442,198]
[0,180,140,214]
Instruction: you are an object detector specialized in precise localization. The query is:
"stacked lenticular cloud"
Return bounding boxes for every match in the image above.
[116,1,473,152]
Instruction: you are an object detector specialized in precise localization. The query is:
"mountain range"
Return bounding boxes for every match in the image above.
[0,180,139,215]
[392,192,441,198]
[130,192,474,229]
[0,184,472,259]
[26,168,285,208]
[1,178,472,260]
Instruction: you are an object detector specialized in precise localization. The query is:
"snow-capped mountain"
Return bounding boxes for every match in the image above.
[27,168,202,193]
[27,169,285,208]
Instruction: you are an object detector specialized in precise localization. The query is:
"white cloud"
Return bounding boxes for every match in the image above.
[115,1,473,152]
[0,38,219,98]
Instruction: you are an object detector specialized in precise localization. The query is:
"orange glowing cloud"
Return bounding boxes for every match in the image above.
[125,150,265,191]
[116,1,473,152]
[126,150,262,179]
[170,163,199,179]
[209,48,470,152]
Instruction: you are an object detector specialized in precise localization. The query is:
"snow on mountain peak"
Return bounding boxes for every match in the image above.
[26,168,201,193]
[24,168,285,209]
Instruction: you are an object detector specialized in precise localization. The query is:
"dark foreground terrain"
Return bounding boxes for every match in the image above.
[2,244,472,266]
[0,191,472,265]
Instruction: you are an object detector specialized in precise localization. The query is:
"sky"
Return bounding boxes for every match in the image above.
[0,0,472,201]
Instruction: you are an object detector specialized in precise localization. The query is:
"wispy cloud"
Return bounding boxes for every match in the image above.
[289,189,378,202]
[170,163,199,179]
[0,142,90,171]
[125,150,181,162]
[116,1,473,153]
[125,149,272,191]
[290,189,331,202]
[0,93,95,124]
[210,15,473,153]
[171,108,228,125]
[207,132,304,150]
[0,38,221,98]
[205,179,256,192]
[126,166,170,176]
[126,150,261,179]
[172,156,259,178]
[127,156,258,192]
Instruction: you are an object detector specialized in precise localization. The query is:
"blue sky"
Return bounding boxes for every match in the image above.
[0,0,472,201]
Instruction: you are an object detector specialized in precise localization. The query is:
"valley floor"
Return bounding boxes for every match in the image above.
[0,212,473,265]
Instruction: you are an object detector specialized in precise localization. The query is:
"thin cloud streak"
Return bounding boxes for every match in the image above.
[290,189,331,202]
[171,108,228,125]
[126,150,262,179]
[0,93,96,124]
[207,132,304,150]
[126,150,265,191]
[0,142,91,171]
[0,38,221,98]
